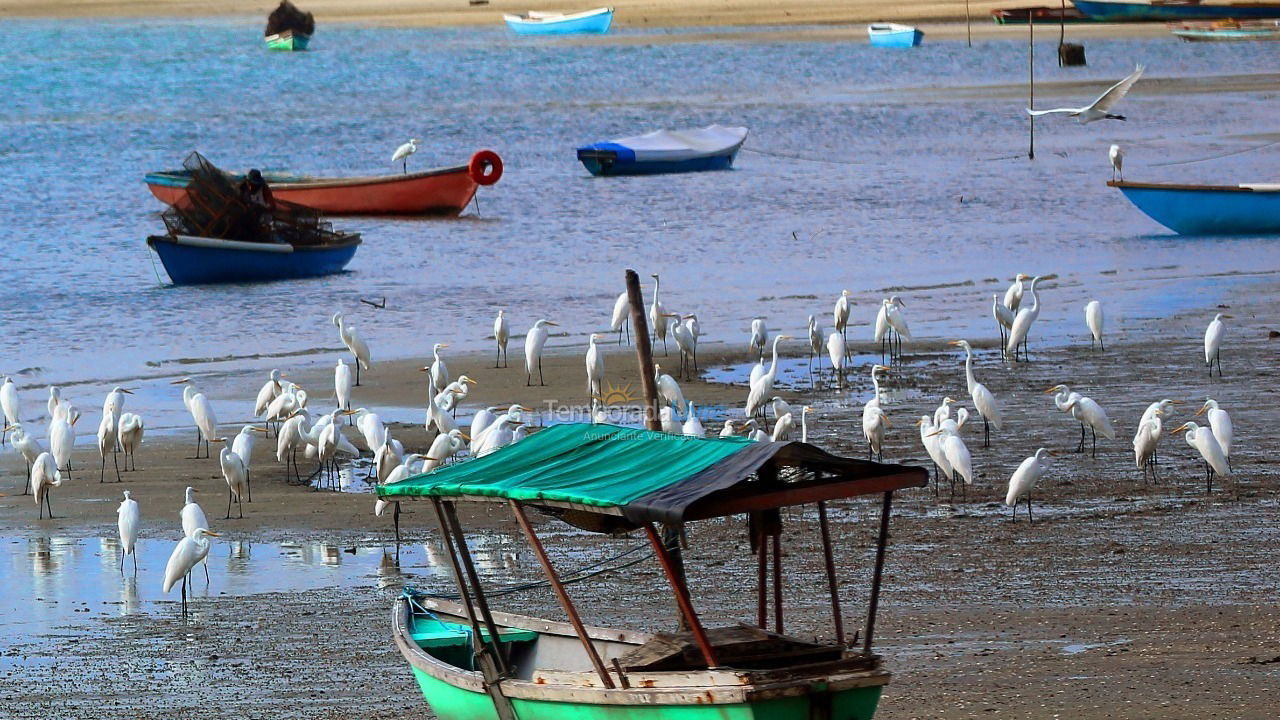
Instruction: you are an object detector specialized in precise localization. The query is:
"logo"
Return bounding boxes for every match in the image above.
[600,380,638,405]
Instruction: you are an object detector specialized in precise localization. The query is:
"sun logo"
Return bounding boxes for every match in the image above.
[600,380,638,406]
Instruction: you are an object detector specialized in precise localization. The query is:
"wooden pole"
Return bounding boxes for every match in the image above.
[817,500,846,645]
[625,269,660,432]
[862,491,894,655]
[510,500,616,688]
[756,528,768,629]
[1059,0,1066,48]
[771,532,783,634]
[965,0,972,48]
[644,523,719,668]
[1029,14,1036,160]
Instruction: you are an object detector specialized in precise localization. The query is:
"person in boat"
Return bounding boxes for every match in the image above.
[238,169,276,210]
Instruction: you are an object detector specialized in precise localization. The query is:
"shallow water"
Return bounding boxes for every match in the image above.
[2,19,1279,395]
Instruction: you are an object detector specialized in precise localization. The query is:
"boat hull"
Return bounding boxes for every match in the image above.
[1109,181,1280,235]
[505,8,614,34]
[1172,26,1280,40]
[577,150,739,176]
[868,28,924,47]
[265,31,311,50]
[1074,0,1280,21]
[145,165,480,215]
[146,235,359,285]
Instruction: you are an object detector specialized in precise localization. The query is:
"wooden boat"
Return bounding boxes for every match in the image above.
[145,151,503,216]
[146,233,361,285]
[1108,180,1280,235]
[504,7,614,34]
[991,5,1094,23]
[380,423,928,720]
[867,23,924,47]
[1170,19,1280,38]
[1073,0,1280,21]
[265,29,311,50]
[577,125,748,176]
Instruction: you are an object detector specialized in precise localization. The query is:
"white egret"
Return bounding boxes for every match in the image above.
[745,335,790,418]
[375,437,404,482]
[266,382,304,427]
[749,358,766,388]
[660,406,681,434]
[426,389,462,437]
[586,333,605,399]
[391,138,419,173]
[1045,384,1114,457]
[437,375,477,414]
[253,369,284,426]
[862,365,890,461]
[429,343,450,393]
[1204,313,1228,377]
[1133,410,1163,484]
[1085,300,1104,351]
[316,409,358,488]
[97,412,121,483]
[917,415,950,494]
[162,528,220,615]
[1,377,19,443]
[799,406,812,444]
[49,405,77,478]
[1006,448,1053,523]
[332,312,372,386]
[949,340,1002,447]
[833,290,852,348]
[807,315,823,376]
[771,411,794,441]
[878,296,911,363]
[4,423,44,490]
[670,316,697,378]
[649,273,670,355]
[470,405,503,441]
[232,425,266,501]
[524,319,558,386]
[1109,144,1124,181]
[1172,421,1229,492]
[117,490,139,574]
[473,413,524,456]
[993,294,1015,353]
[1027,65,1145,123]
[335,358,353,416]
[1004,273,1030,312]
[1006,275,1043,362]
[826,331,846,388]
[102,386,132,439]
[770,397,793,420]
[743,419,770,443]
[352,408,387,453]
[172,378,218,459]
[683,313,701,350]
[494,309,510,367]
[655,364,687,414]
[1196,399,1233,468]
[275,409,311,484]
[609,292,631,345]
[748,317,768,360]
[31,452,61,519]
[719,420,739,437]
[424,430,469,472]
[682,402,706,437]
[929,421,973,500]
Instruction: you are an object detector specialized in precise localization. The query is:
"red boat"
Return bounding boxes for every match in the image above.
[145,151,503,216]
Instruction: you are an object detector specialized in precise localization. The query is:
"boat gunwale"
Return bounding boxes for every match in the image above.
[146,233,362,253]
[1108,180,1277,193]
[503,6,613,23]
[144,164,472,192]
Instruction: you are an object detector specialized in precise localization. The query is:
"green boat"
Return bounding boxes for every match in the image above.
[380,423,928,720]
[265,29,310,51]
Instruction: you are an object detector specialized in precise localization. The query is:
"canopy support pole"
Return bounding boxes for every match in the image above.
[644,523,719,668]
[818,500,846,645]
[771,532,784,634]
[756,531,768,629]
[441,499,510,671]
[863,491,894,655]
[510,500,616,689]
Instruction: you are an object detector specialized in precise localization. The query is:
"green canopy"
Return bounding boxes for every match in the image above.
[378,423,927,529]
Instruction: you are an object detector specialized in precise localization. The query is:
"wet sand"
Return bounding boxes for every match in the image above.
[2,276,1278,717]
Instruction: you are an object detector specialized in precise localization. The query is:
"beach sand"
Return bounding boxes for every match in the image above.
[3,277,1278,718]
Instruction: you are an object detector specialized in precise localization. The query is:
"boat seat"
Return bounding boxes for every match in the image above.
[617,623,845,671]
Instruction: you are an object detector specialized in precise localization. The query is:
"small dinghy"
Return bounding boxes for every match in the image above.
[868,23,924,48]
[147,234,360,285]
[576,124,748,176]
[265,0,314,50]
[504,6,614,34]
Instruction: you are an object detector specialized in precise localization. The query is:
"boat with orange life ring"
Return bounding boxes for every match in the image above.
[145,150,504,216]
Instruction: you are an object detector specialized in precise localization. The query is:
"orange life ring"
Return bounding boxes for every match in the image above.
[468,150,503,186]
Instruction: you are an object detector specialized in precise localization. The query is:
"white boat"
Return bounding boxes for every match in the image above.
[868,23,924,48]
[504,7,614,34]
[576,125,749,176]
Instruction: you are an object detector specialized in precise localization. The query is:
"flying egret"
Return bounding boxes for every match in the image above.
[1027,65,1145,123]
[749,317,768,361]
[1085,300,1104,351]
[586,333,605,399]
[117,490,139,574]
[1,377,19,444]
[609,292,631,345]
[49,405,77,478]
[253,369,284,429]
[862,365,890,461]
[171,378,218,459]
[1006,449,1053,523]
[745,335,790,418]
[97,413,121,483]
[682,401,705,437]
[1133,410,1163,484]
[1006,275,1044,362]
[1045,384,1114,457]
[1109,144,1124,181]
[670,315,697,378]
[429,343,450,393]
[391,138,419,173]
[162,528,220,616]
[232,424,266,501]
[833,290,852,351]
[993,294,1014,355]
[1196,399,1233,469]
[826,331,846,389]
[655,364,687,414]
[4,423,43,490]
[494,309,509,367]
[649,274,670,355]
[31,452,61,519]
[524,319,558,386]
[949,340,1002,447]
[1172,421,1229,492]
[332,312,372,386]
[1204,313,1229,377]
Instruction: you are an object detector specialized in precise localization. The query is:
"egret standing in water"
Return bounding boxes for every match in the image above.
[97,412,121,483]
[31,452,61,519]
[806,315,823,375]
[1004,273,1030,313]
[748,317,768,361]
[215,440,248,519]
[1,377,19,444]
[1084,300,1104,351]
[1006,276,1044,362]
[524,319,558,386]
[391,138,419,173]
[117,490,139,574]
[163,528,220,616]
[746,335,789,418]
[1204,313,1229,377]
[948,340,1002,447]
[1006,449,1053,523]
[494,309,510,367]
[826,331,846,389]
[332,312,372,386]
[3,423,43,490]
[993,295,1014,357]
[49,405,78,478]
[833,290,852,353]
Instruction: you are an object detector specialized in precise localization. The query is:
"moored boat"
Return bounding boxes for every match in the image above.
[867,23,924,47]
[266,29,311,50]
[1170,19,1280,39]
[146,234,361,285]
[145,151,503,216]
[266,0,315,50]
[1108,179,1280,234]
[380,423,928,720]
[504,7,614,34]
[992,5,1094,23]
[1073,0,1280,21]
[576,125,748,176]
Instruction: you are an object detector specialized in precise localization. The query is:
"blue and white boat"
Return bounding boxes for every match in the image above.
[1074,0,1280,21]
[868,23,924,48]
[503,7,614,35]
[576,125,749,176]
[1109,180,1280,235]
[146,234,361,285]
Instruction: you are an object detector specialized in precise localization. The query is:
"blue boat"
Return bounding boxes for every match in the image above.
[146,234,361,285]
[868,23,924,48]
[577,125,749,176]
[1074,0,1280,21]
[1109,180,1280,235]
[503,7,613,34]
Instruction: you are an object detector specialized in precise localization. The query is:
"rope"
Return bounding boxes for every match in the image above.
[741,147,864,165]
[1150,137,1280,167]
[145,243,164,284]
[407,543,654,601]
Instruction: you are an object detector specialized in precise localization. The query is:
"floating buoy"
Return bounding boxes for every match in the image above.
[469,150,503,186]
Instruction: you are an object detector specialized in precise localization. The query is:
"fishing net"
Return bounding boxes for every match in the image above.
[161,152,344,246]
[266,0,315,36]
